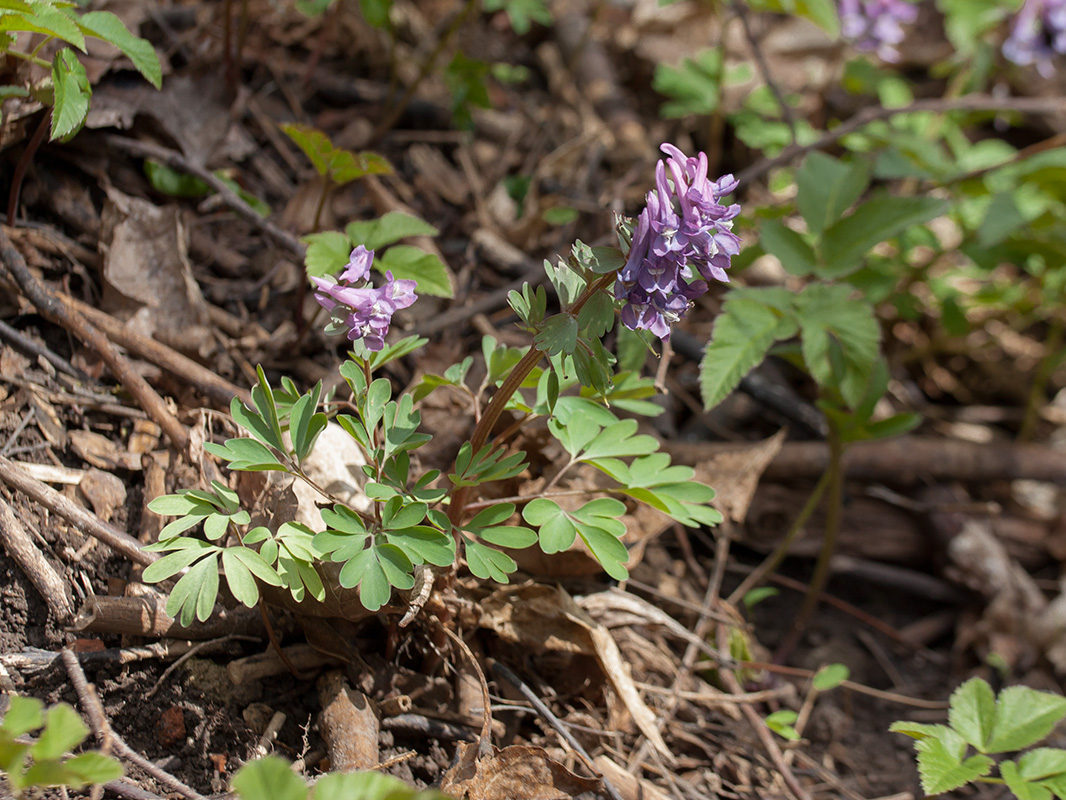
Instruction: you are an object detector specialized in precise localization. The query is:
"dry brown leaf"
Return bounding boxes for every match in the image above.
[478,584,673,761]
[99,186,210,348]
[70,430,141,471]
[441,743,600,800]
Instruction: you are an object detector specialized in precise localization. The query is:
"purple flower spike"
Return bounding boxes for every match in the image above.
[1004,0,1066,77]
[313,248,417,351]
[614,143,741,341]
[839,0,918,62]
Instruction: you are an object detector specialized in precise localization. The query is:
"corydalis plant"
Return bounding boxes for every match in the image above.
[1003,0,1066,76]
[312,245,417,351]
[615,144,740,340]
[145,142,736,622]
[838,0,918,61]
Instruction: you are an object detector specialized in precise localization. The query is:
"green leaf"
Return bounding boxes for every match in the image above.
[652,49,721,119]
[31,704,88,760]
[1019,748,1066,781]
[1,695,43,738]
[700,290,797,410]
[302,231,352,279]
[357,0,392,28]
[0,4,84,50]
[281,123,392,184]
[914,726,994,796]
[820,195,948,278]
[765,709,800,741]
[231,756,308,800]
[986,685,1066,754]
[165,555,220,626]
[949,678,996,751]
[346,211,439,250]
[384,526,455,567]
[795,283,881,410]
[795,152,870,234]
[77,11,161,88]
[141,541,216,582]
[144,160,211,197]
[464,539,518,582]
[1002,760,1053,800]
[61,751,124,787]
[50,48,90,140]
[482,0,552,35]
[812,663,850,691]
[375,245,454,298]
[759,221,817,277]
[578,419,658,461]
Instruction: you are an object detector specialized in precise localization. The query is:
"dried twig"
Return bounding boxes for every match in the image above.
[61,648,210,800]
[102,135,305,258]
[490,661,625,800]
[0,225,189,451]
[0,456,154,566]
[0,494,74,623]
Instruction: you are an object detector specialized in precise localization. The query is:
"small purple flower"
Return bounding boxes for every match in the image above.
[312,248,417,351]
[614,143,740,341]
[1004,0,1066,77]
[839,0,918,62]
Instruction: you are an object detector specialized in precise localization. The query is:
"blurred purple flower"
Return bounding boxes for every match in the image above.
[839,0,918,62]
[1004,0,1066,77]
[312,248,417,351]
[614,143,740,341]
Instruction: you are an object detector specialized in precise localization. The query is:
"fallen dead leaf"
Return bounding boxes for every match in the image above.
[441,742,601,800]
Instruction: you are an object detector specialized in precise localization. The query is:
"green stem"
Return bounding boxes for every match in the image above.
[3,48,51,69]
[446,274,614,527]
[1019,317,1065,442]
[775,422,846,663]
[726,467,832,607]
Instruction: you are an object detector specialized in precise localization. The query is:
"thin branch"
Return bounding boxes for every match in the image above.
[61,649,210,800]
[102,135,305,258]
[737,95,1066,188]
[0,225,189,451]
[731,0,797,146]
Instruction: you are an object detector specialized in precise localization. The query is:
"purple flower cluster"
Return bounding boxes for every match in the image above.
[614,143,740,341]
[838,0,918,62]
[312,246,417,351]
[1003,0,1066,77]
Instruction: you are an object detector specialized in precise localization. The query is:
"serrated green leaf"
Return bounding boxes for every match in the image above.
[701,292,796,410]
[1,3,83,50]
[986,686,1066,754]
[346,211,439,250]
[949,677,996,751]
[795,283,881,410]
[1003,760,1054,800]
[1020,748,1066,781]
[77,11,161,87]
[302,231,351,279]
[375,245,454,298]
[50,48,90,140]
[915,727,994,796]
